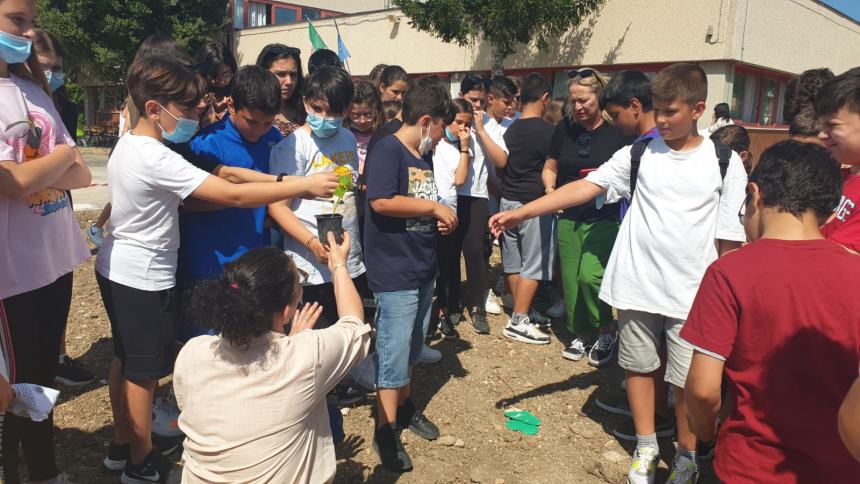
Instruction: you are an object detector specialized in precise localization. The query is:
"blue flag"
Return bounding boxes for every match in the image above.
[337,34,351,61]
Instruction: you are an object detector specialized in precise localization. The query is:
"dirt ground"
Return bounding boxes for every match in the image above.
[48,211,718,483]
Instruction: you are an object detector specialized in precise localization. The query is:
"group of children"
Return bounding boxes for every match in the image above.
[1,0,860,481]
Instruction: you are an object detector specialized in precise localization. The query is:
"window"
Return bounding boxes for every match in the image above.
[758,78,778,125]
[302,8,321,20]
[275,7,297,24]
[248,1,272,27]
[233,0,244,28]
[731,73,746,119]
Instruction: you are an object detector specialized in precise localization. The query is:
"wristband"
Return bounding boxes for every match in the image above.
[460,149,469,154]
[277,173,287,182]
[306,235,317,248]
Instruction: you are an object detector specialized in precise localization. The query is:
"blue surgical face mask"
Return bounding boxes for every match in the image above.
[45,71,64,92]
[156,103,199,144]
[445,127,458,143]
[307,112,343,138]
[0,31,32,64]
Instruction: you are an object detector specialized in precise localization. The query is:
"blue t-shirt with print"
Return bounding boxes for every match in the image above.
[364,135,438,293]
[179,116,283,279]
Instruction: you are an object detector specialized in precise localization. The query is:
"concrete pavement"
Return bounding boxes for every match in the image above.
[73,152,109,211]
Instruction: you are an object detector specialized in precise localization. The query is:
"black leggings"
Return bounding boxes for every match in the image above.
[455,196,489,310]
[435,231,461,314]
[1,272,72,482]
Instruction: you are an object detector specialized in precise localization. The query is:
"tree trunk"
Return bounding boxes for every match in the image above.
[491,44,505,77]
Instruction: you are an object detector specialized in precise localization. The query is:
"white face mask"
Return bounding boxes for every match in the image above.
[418,121,434,155]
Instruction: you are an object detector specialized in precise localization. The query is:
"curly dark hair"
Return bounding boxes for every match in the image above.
[784,68,835,123]
[187,247,300,350]
[749,140,842,221]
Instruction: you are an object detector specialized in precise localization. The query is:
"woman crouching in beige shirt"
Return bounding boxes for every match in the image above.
[174,232,371,483]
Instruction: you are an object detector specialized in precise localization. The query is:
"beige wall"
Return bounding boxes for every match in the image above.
[236,0,859,76]
[729,0,860,74]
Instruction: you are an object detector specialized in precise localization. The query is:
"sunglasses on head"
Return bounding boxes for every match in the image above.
[266,45,301,58]
[567,69,597,79]
[463,74,492,90]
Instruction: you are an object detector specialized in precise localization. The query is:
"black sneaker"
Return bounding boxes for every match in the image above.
[397,399,439,440]
[470,309,490,335]
[612,413,675,442]
[104,442,130,471]
[121,448,172,483]
[328,384,365,406]
[55,355,95,386]
[587,331,618,368]
[373,424,413,472]
[439,314,460,340]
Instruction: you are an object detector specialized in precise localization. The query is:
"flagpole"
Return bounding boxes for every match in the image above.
[333,18,351,74]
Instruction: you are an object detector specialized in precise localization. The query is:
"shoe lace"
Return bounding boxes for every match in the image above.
[596,332,614,351]
[62,356,85,369]
[633,447,658,475]
[569,339,586,352]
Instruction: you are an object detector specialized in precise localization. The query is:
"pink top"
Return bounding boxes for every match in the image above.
[353,130,373,174]
[0,75,89,299]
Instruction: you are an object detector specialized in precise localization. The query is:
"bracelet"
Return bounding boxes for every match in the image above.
[460,149,469,154]
[305,235,317,248]
[277,173,287,182]
[331,262,347,273]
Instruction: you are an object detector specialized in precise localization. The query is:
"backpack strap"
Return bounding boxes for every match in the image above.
[629,137,653,198]
[714,140,731,181]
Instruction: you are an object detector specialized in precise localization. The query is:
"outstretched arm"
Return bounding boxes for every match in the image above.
[489,178,605,236]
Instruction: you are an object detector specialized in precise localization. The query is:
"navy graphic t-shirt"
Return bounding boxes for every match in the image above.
[364,135,438,293]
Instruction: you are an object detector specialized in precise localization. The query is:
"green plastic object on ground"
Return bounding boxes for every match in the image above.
[505,409,541,435]
[504,410,541,426]
[506,419,540,435]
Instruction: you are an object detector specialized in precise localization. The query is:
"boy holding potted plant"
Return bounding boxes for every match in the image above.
[269,66,365,328]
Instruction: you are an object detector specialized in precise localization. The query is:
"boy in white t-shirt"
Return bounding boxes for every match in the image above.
[490,63,746,484]
[95,58,338,482]
[269,66,366,329]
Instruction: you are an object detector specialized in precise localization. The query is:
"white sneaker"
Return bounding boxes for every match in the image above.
[503,317,550,345]
[418,345,442,364]
[345,356,377,391]
[545,299,566,319]
[151,392,182,437]
[667,453,699,484]
[528,309,551,329]
[500,292,514,309]
[484,290,503,315]
[561,338,588,361]
[627,446,658,484]
[87,224,105,248]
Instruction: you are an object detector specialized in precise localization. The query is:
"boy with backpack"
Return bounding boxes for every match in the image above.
[489,63,747,484]
[683,140,860,483]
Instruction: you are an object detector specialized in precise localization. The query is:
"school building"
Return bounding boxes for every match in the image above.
[234,0,860,133]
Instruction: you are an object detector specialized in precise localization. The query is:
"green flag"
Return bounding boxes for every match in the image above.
[308,20,327,51]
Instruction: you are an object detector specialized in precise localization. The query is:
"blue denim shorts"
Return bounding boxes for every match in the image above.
[374,279,434,389]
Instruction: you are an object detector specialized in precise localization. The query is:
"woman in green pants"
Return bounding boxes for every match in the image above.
[543,68,633,367]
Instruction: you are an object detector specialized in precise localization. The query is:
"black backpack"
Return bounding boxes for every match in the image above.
[628,137,732,199]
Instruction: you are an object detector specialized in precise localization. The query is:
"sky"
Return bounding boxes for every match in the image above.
[821,0,860,22]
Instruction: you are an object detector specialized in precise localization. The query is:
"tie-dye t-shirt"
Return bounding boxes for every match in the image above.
[0,75,89,299]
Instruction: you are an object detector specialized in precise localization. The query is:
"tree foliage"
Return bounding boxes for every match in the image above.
[392,0,605,71]
[36,0,230,84]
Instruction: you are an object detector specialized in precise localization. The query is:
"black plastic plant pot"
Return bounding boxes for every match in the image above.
[315,213,344,245]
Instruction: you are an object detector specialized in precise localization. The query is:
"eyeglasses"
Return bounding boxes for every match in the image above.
[577,132,591,159]
[738,193,751,225]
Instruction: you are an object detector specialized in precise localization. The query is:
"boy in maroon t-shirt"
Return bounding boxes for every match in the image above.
[682,140,860,483]
[816,72,860,251]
